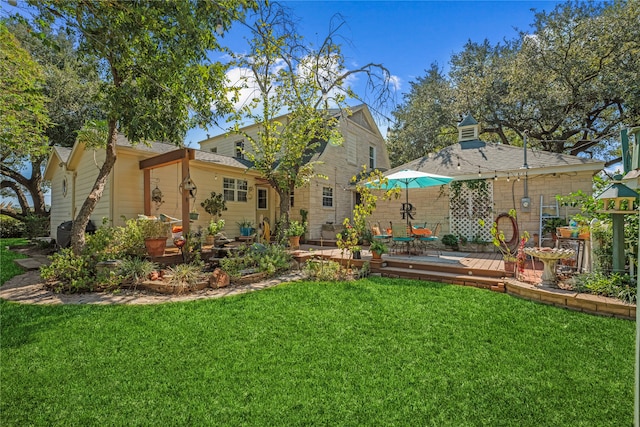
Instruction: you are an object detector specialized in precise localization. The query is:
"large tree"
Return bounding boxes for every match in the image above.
[1,19,102,222]
[0,22,51,218]
[386,64,458,166]
[229,3,394,236]
[389,1,640,168]
[29,0,254,254]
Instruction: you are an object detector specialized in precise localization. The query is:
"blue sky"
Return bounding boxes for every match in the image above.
[185,0,564,145]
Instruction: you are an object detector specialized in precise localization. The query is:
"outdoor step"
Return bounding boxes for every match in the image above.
[382,258,508,279]
[14,256,49,270]
[379,266,505,289]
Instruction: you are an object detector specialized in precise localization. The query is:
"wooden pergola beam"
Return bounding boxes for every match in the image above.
[140,148,196,236]
[139,148,195,170]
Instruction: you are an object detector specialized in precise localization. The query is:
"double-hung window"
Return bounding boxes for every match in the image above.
[322,187,333,207]
[223,178,248,202]
[369,146,376,169]
[235,141,244,159]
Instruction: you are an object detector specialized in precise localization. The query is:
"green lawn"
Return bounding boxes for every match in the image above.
[1,273,635,426]
[0,237,28,285]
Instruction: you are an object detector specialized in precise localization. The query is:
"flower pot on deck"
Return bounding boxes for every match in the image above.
[144,238,167,257]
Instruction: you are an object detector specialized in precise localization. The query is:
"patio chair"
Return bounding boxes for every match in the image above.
[415,223,441,257]
[371,222,391,243]
[391,222,413,254]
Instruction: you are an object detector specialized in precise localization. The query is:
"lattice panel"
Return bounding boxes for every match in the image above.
[449,181,494,241]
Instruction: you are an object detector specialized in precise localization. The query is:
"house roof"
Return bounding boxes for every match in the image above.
[115,134,253,169]
[43,146,73,180]
[388,139,604,180]
[458,114,478,127]
[44,135,254,181]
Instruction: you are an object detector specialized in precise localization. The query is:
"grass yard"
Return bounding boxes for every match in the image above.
[1,273,635,426]
[1,238,28,285]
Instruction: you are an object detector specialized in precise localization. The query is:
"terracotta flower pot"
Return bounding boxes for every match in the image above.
[503,258,516,276]
[288,235,301,249]
[372,251,383,260]
[144,238,166,257]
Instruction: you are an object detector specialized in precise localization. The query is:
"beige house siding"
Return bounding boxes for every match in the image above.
[198,125,262,158]
[72,148,111,225]
[368,170,596,241]
[48,166,74,238]
[369,186,450,235]
[516,170,595,236]
[198,105,391,240]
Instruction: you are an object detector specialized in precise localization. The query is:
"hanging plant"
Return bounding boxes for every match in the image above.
[200,191,228,218]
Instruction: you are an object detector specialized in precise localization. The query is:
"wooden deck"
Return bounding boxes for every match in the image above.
[152,242,544,287]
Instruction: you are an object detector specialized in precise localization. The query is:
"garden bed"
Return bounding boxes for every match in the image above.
[138,279,209,294]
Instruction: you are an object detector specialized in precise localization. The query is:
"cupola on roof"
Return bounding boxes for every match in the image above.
[458,114,480,142]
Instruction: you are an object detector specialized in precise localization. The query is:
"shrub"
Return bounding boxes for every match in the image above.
[41,248,95,293]
[303,259,344,281]
[166,262,203,288]
[22,214,49,239]
[441,234,459,249]
[570,271,636,304]
[220,243,292,279]
[0,215,25,238]
[118,258,158,286]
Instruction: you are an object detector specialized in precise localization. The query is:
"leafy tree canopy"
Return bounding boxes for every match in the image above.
[0,22,50,160]
[24,0,255,253]
[229,3,394,233]
[388,1,639,168]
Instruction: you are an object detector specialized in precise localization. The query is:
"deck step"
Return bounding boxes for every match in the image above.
[379,266,505,288]
[382,258,508,279]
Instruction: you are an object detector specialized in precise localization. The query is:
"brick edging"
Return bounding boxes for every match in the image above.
[505,280,636,320]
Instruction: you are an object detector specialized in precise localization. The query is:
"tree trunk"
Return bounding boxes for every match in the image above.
[26,157,47,215]
[276,187,291,241]
[70,120,118,255]
[0,156,48,217]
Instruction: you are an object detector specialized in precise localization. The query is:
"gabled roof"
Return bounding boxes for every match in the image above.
[458,114,478,127]
[115,134,253,169]
[388,139,604,180]
[43,146,73,180]
[44,135,254,181]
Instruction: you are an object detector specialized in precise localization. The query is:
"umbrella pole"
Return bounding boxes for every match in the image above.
[405,183,409,226]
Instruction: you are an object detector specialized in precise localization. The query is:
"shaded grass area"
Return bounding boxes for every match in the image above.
[1,278,635,426]
[0,238,28,285]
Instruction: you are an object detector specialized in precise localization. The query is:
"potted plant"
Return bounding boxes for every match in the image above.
[369,240,388,260]
[237,219,254,237]
[189,210,199,221]
[285,220,306,249]
[542,217,567,241]
[441,234,459,251]
[139,219,170,257]
[201,191,227,218]
[205,219,225,245]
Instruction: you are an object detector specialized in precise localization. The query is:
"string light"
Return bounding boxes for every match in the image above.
[493,170,498,181]
[517,173,520,182]
[478,166,481,178]
[506,173,510,182]
[457,156,461,170]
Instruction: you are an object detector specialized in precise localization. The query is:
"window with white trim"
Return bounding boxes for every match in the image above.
[257,188,268,210]
[223,178,248,202]
[322,187,333,207]
[369,146,376,169]
[235,141,244,159]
